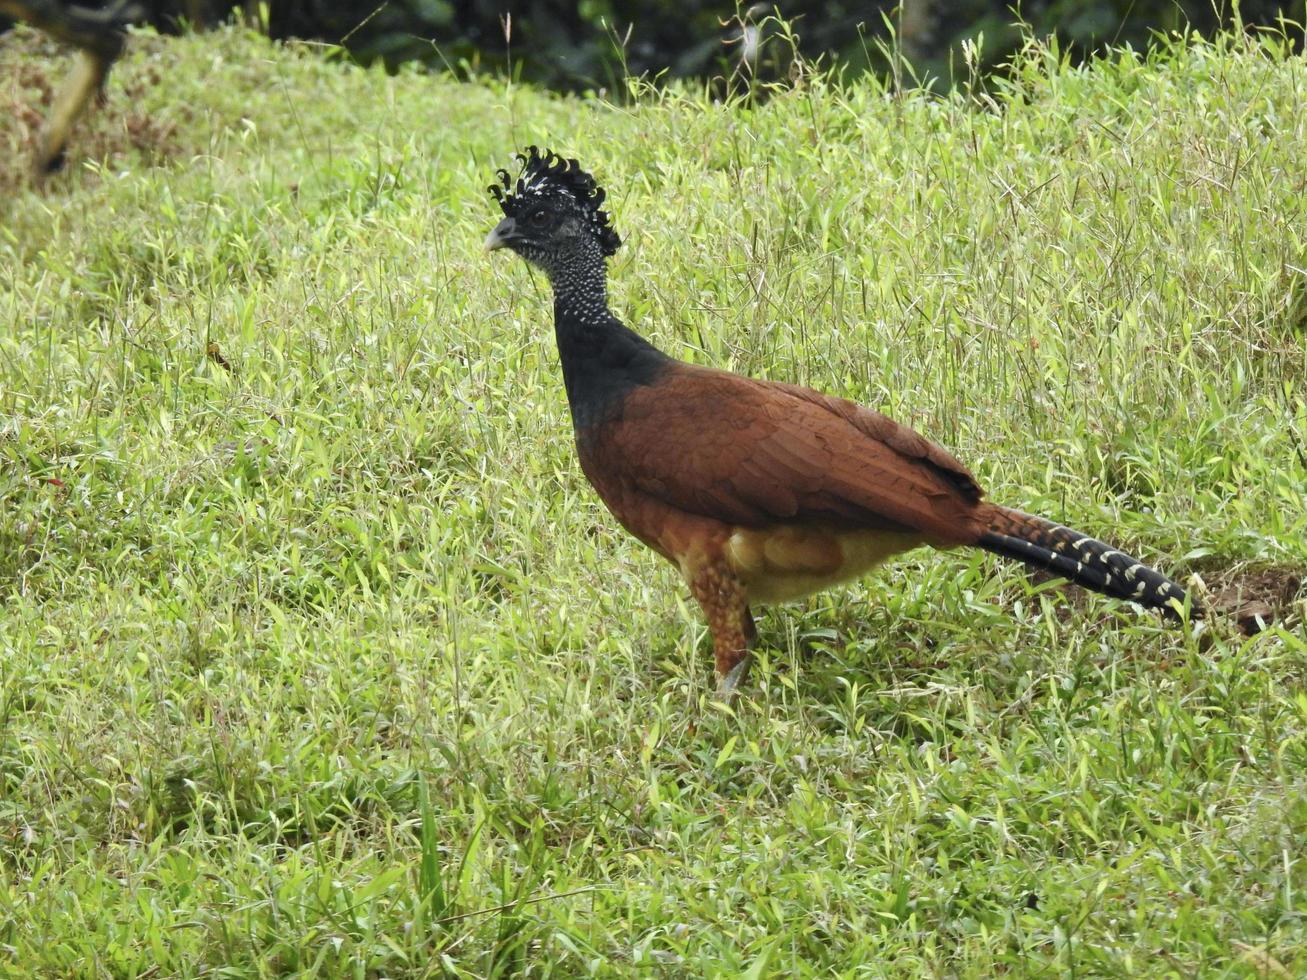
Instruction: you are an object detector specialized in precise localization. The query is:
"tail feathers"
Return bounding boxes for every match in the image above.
[978,507,1197,618]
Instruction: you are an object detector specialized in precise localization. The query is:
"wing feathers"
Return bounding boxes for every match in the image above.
[585,364,985,543]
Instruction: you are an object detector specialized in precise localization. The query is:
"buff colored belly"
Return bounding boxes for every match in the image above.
[725,525,924,603]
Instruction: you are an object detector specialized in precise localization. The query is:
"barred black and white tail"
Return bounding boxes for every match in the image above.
[978,507,1197,618]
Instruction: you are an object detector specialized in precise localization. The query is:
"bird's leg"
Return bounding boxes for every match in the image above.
[36,49,113,176]
[687,561,753,697]
[719,607,759,696]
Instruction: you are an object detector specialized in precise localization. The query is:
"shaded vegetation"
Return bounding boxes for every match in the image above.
[4,0,1307,90]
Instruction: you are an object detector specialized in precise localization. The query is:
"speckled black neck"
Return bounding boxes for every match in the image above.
[547,245,670,434]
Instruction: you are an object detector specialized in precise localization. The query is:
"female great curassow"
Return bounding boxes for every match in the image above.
[486,146,1198,695]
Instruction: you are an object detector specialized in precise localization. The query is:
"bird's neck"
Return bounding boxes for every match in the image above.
[549,263,669,432]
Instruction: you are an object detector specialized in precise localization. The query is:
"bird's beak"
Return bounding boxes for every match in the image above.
[485,217,517,252]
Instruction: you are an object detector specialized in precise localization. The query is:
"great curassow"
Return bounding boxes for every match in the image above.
[486,147,1198,695]
[1,0,141,177]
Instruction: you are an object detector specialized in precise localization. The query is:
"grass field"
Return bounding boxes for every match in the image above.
[2,22,1306,976]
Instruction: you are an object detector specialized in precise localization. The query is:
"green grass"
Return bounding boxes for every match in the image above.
[2,22,1306,977]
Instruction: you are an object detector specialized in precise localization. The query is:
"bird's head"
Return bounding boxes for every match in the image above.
[485,147,621,281]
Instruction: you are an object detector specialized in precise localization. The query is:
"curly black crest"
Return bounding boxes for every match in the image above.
[489,146,622,257]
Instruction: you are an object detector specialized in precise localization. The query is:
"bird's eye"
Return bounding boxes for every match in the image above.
[529,209,550,227]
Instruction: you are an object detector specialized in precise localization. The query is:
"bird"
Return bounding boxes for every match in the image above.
[485,146,1198,696]
[2,0,141,178]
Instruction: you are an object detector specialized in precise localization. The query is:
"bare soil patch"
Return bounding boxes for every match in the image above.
[1204,562,1305,635]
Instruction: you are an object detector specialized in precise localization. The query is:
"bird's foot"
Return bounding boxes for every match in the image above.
[716,656,752,699]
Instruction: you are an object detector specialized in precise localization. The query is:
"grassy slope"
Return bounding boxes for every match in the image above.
[2,23,1306,977]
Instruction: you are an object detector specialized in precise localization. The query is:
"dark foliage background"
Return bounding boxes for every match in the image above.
[4,1,1305,90]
